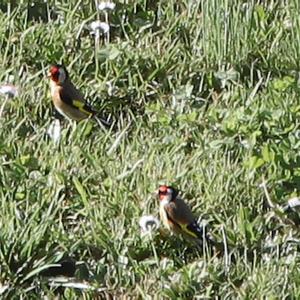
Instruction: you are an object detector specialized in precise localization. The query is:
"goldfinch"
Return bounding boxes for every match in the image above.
[158,185,212,245]
[48,64,111,127]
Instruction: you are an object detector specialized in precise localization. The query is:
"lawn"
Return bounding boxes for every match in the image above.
[1,0,300,298]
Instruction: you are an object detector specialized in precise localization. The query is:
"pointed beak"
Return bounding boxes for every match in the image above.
[47,71,51,78]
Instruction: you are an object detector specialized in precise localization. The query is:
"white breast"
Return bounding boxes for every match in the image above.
[49,81,73,121]
[159,201,170,230]
[160,199,169,207]
[49,80,57,97]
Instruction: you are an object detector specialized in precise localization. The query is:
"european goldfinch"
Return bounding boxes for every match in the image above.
[48,64,111,127]
[158,185,212,245]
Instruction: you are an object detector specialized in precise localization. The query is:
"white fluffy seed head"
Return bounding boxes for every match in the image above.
[89,21,110,35]
[98,1,116,11]
[0,84,19,98]
[139,215,160,235]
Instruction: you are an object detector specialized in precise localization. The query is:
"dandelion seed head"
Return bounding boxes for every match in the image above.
[98,2,116,11]
[287,197,300,208]
[139,215,160,235]
[89,21,110,36]
[47,119,61,143]
[0,84,19,98]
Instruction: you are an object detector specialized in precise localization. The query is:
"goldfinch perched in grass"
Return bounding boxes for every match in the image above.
[158,185,214,246]
[48,64,111,128]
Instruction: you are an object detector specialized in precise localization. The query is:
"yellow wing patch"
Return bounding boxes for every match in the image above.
[179,223,198,238]
[72,100,93,116]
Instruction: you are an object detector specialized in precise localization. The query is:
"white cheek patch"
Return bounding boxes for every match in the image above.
[160,199,169,207]
[58,69,66,83]
[159,203,170,230]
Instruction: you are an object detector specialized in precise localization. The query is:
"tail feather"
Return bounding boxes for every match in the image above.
[187,220,223,252]
[187,220,205,240]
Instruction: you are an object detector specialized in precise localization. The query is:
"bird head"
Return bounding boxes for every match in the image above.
[158,185,178,203]
[48,64,68,84]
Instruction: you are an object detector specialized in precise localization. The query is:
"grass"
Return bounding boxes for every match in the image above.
[1,0,300,298]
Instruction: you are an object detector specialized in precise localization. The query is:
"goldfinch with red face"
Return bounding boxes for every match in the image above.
[158,185,212,245]
[48,64,111,127]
